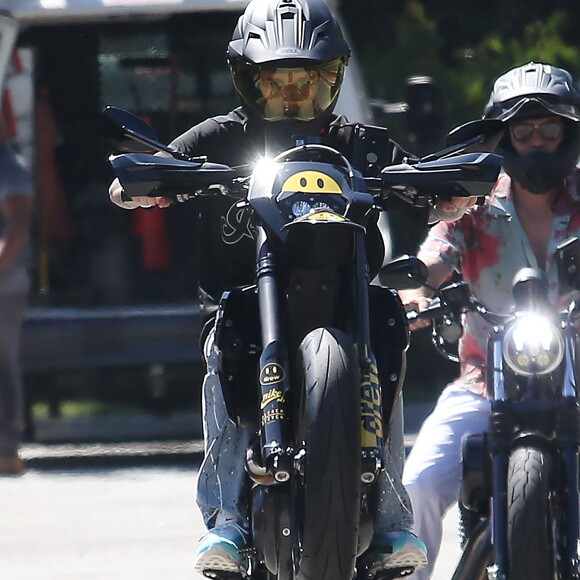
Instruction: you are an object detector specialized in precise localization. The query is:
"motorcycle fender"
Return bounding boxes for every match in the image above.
[283,214,358,271]
[460,432,491,515]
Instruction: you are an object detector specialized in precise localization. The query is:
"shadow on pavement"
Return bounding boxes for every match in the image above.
[20,402,436,471]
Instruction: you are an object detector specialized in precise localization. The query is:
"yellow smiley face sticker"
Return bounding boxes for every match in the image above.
[281,171,343,194]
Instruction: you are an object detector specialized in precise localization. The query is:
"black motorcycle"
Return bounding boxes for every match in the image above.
[103,106,502,580]
[408,239,580,580]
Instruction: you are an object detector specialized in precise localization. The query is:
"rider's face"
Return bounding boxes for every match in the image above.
[257,68,319,119]
[509,116,564,154]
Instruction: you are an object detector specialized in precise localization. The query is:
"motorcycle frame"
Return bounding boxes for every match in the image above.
[213,166,409,574]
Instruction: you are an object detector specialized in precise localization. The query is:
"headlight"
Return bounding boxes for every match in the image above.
[502,313,564,376]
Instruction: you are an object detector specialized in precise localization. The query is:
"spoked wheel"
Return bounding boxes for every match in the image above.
[293,327,361,580]
[507,446,557,580]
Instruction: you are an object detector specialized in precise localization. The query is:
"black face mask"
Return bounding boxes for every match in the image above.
[503,150,565,194]
[496,117,580,194]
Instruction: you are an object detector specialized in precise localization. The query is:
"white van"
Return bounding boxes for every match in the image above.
[0,1,373,419]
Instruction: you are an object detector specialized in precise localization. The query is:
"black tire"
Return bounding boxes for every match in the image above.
[295,327,361,580]
[507,446,555,580]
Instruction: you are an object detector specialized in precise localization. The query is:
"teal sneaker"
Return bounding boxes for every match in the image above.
[193,523,250,578]
[358,530,428,578]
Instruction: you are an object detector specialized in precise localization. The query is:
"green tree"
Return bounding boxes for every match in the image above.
[339,1,580,392]
[342,1,580,142]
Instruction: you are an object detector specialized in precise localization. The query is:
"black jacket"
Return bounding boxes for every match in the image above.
[169,107,409,322]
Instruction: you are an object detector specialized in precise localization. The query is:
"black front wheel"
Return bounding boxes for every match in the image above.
[506,446,556,579]
[295,327,361,580]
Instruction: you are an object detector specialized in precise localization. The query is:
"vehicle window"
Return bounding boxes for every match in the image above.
[23,17,240,311]
[99,32,176,113]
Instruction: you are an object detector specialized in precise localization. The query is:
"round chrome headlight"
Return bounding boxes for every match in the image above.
[502,313,564,376]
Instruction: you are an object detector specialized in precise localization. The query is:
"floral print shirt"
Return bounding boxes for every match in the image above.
[418,169,580,397]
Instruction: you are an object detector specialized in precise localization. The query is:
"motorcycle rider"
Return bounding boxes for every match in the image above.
[400,61,580,579]
[109,0,428,577]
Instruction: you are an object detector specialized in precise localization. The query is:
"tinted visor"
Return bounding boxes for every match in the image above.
[231,58,346,122]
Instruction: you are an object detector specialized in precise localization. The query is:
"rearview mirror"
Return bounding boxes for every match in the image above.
[378,255,428,290]
[102,105,165,153]
[445,118,505,152]
[418,118,505,164]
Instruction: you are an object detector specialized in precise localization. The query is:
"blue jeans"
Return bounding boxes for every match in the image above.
[196,328,414,534]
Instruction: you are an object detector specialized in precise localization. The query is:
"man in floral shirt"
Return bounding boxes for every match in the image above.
[400,62,580,579]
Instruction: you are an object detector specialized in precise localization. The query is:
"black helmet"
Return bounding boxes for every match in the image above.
[483,62,580,194]
[227,0,350,125]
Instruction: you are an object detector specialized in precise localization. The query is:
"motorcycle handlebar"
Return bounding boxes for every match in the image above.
[407,298,507,328]
[110,153,249,200]
[110,148,502,206]
[406,282,504,327]
[379,152,502,201]
[406,298,454,323]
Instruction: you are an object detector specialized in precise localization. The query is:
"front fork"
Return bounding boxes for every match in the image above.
[355,231,384,483]
[253,228,294,483]
[486,332,512,580]
[248,229,385,486]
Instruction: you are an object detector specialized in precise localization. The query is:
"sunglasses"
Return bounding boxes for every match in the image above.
[509,120,564,142]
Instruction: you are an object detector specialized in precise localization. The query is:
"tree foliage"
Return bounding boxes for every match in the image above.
[341,0,580,144]
[338,1,580,385]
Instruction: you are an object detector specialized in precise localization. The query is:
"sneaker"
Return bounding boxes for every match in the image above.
[193,523,250,578]
[358,530,428,578]
[0,454,26,476]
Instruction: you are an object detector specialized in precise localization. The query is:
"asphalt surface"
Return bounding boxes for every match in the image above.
[7,401,463,580]
[0,465,461,580]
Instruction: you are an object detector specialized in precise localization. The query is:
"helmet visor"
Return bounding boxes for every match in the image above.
[491,96,580,122]
[231,58,346,122]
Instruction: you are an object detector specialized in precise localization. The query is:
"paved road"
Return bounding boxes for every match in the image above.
[0,403,465,579]
[0,460,461,580]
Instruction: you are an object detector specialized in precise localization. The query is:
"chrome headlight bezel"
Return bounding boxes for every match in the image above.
[502,312,565,377]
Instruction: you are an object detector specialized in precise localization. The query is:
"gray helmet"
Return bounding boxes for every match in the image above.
[227,0,350,124]
[483,62,580,193]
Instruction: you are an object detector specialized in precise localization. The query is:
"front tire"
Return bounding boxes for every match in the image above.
[507,446,555,579]
[295,327,361,580]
